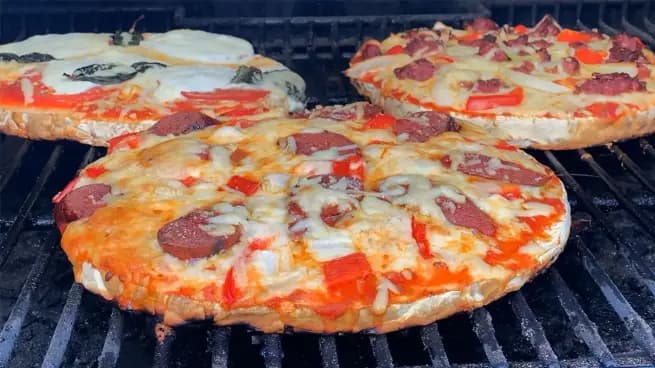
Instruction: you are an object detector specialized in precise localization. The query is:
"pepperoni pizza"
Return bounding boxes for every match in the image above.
[0,29,305,146]
[347,15,655,149]
[53,103,570,332]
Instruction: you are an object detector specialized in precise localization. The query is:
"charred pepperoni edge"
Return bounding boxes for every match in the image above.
[393,59,436,81]
[54,184,112,232]
[149,111,219,136]
[436,195,496,236]
[157,209,242,260]
[393,111,459,142]
[282,131,358,156]
[442,153,552,186]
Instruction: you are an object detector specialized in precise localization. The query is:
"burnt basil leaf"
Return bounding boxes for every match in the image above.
[0,53,19,62]
[63,63,138,85]
[111,31,143,47]
[19,53,56,63]
[131,61,166,73]
[230,65,263,84]
[110,31,125,46]
[129,32,144,46]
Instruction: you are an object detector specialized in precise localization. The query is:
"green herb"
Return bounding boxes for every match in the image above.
[230,65,263,84]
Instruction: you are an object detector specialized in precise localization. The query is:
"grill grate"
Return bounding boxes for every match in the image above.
[2,1,655,367]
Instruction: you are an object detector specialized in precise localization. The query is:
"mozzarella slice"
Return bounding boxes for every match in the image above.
[140,30,254,63]
[0,33,110,59]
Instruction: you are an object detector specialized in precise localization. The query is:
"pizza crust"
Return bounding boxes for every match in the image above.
[72,187,569,333]
[353,80,655,150]
[0,109,156,146]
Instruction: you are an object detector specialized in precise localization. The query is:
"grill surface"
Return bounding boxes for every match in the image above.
[1,1,655,367]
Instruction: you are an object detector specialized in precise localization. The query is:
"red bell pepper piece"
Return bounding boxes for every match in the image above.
[226,175,260,196]
[465,87,524,111]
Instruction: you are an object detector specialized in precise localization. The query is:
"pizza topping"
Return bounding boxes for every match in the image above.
[556,29,592,43]
[575,72,646,95]
[360,42,383,61]
[607,33,648,63]
[436,195,496,236]
[392,111,458,142]
[157,209,242,260]
[282,131,358,156]
[465,87,523,110]
[230,65,262,84]
[511,61,535,74]
[585,102,620,119]
[530,15,561,37]
[0,52,56,63]
[110,16,145,47]
[107,132,141,153]
[490,49,510,62]
[410,217,431,258]
[405,33,444,57]
[363,113,397,129]
[465,18,499,33]
[504,35,528,48]
[312,174,364,192]
[53,184,111,230]
[226,175,260,196]
[149,111,219,136]
[574,47,606,64]
[393,59,436,81]
[443,153,551,186]
[535,48,551,62]
[561,56,580,75]
[311,103,382,121]
[529,40,553,50]
[473,78,505,93]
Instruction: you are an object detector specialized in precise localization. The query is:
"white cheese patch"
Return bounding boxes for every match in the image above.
[39,51,156,94]
[306,233,356,261]
[136,65,236,103]
[140,29,254,63]
[0,33,110,59]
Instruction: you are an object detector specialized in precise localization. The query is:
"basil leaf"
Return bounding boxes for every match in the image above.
[19,53,56,63]
[63,63,138,85]
[231,66,263,84]
[0,53,19,62]
[131,61,166,73]
[110,31,143,47]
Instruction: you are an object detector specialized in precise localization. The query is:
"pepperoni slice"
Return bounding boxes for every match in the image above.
[282,131,358,156]
[436,196,496,236]
[311,174,364,192]
[393,111,459,142]
[320,204,354,226]
[149,111,219,136]
[443,153,551,186]
[53,184,112,232]
[393,59,436,81]
[311,103,382,121]
[157,210,241,260]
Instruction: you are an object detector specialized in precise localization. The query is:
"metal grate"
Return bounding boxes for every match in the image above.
[1,1,655,367]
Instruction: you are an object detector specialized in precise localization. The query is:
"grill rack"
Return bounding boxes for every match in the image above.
[1,1,655,367]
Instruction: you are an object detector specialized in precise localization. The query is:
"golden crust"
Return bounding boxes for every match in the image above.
[0,109,155,146]
[353,80,655,150]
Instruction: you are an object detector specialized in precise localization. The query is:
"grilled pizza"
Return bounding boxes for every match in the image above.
[347,15,655,149]
[53,103,570,333]
[0,29,305,146]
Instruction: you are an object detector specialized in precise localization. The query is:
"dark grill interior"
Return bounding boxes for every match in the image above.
[2,1,655,367]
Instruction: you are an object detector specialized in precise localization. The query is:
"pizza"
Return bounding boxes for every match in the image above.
[0,29,306,146]
[346,15,655,149]
[53,103,570,333]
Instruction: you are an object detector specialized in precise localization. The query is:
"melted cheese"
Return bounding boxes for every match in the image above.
[134,65,236,103]
[140,30,254,63]
[0,33,110,59]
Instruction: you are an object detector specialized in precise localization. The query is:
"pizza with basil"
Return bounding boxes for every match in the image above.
[0,29,305,146]
[347,15,655,149]
[53,103,569,332]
